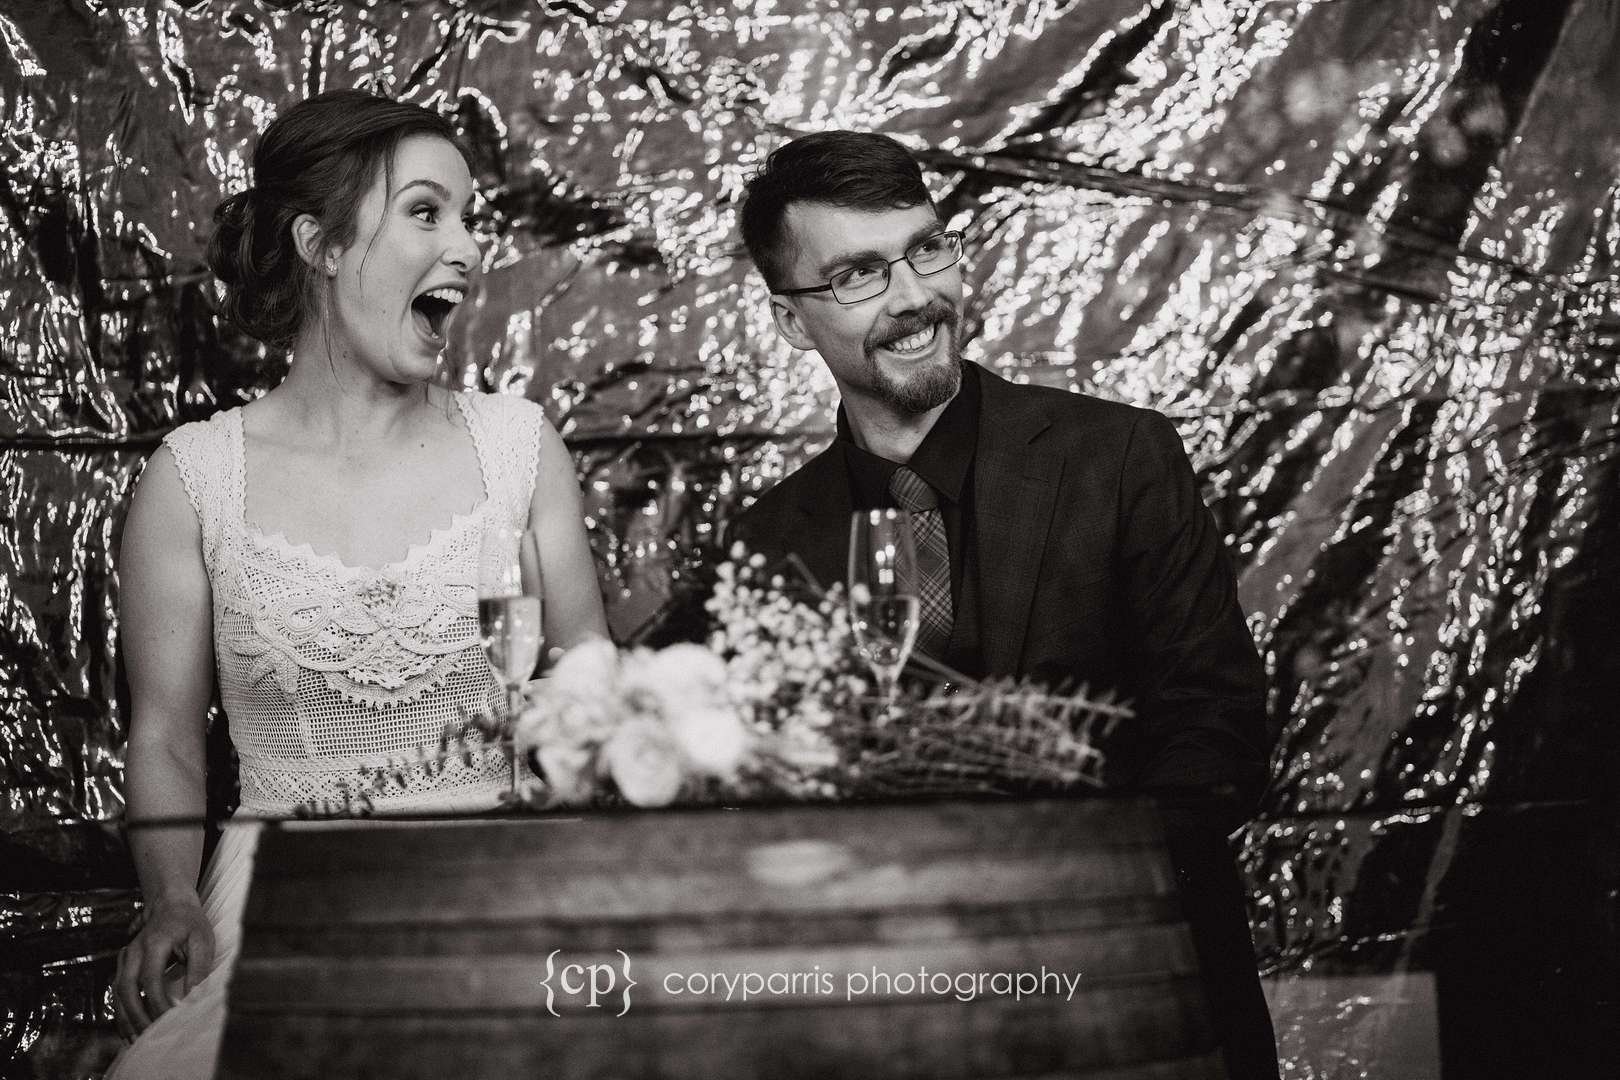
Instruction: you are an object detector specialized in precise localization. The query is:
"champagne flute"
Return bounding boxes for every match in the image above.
[848,509,920,719]
[478,526,544,790]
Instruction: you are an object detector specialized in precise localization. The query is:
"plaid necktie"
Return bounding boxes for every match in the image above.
[887,465,953,661]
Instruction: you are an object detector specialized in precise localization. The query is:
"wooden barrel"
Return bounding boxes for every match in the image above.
[219,798,1225,1079]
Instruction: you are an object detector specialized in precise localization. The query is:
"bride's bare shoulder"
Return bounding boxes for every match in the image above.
[124,444,203,558]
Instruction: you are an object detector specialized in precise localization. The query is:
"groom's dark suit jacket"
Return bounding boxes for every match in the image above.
[732,362,1280,1078]
[734,362,1271,812]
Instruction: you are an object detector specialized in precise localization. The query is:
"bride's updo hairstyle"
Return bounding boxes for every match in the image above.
[207,89,471,349]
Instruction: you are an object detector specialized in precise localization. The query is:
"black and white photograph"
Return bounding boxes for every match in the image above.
[1,2,1615,1077]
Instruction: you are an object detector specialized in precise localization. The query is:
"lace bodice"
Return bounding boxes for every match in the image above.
[162,392,544,816]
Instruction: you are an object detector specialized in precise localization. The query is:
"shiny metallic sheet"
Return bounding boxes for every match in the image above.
[3,1,1615,1075]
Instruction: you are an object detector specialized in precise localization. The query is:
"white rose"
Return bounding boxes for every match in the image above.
[604,719,684,808]
[534,742,598,806]
[619,644,726,716]
[529,639,620,742]
[666,702,750,779]
[527,691,613,749]
[549,638,620,695]
[614,643,750,779]
[643,642,729,695]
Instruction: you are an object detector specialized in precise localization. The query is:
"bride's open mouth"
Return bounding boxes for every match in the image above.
[410,284,466,345]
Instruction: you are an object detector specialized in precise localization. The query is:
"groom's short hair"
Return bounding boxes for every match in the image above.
[740,131,935,293]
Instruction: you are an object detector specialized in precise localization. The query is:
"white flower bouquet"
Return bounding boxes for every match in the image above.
[500,544,1132,810]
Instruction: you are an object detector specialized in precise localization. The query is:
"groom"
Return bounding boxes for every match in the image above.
[731,131,1279,1077]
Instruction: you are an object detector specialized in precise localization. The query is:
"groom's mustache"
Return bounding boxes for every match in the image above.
[865,301,959,356]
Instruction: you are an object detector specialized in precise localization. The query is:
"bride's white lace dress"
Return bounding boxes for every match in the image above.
[106,391,542,1079]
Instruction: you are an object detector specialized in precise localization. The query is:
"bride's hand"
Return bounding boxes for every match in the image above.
[113,893,214,1040]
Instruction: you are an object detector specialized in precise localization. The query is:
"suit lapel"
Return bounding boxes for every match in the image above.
[972,370,1062,676]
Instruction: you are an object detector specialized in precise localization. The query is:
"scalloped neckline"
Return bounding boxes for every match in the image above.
[234,395,490,578]
[242,509,483,579]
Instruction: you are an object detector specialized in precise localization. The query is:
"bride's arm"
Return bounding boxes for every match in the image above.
[530,418,611,650]
[114,446,217,1037]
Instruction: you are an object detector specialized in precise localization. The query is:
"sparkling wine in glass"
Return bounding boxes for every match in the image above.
[478,593,543,688]
[478,526,544,788]
[848,509,920,717]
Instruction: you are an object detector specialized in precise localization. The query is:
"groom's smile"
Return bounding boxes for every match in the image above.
[865,300,958,366]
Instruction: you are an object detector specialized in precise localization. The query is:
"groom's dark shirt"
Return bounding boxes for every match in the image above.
[840,361,980,671]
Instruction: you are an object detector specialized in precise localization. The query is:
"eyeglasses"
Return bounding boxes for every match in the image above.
[775,231,964,305]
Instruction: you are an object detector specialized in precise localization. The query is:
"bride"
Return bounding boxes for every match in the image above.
[107,89,609,1077]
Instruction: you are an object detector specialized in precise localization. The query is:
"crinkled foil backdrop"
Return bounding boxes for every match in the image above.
[3,1,1616,1076]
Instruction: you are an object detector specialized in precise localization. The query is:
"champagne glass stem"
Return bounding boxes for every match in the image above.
[872,664,898,724]
[505,681,522,795]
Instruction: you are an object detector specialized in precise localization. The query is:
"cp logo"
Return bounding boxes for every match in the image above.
[538,949,637,1017]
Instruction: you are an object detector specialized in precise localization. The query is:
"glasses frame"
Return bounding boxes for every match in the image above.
[774,230,965,305]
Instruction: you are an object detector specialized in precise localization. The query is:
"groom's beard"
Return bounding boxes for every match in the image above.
[861,300,964,415]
